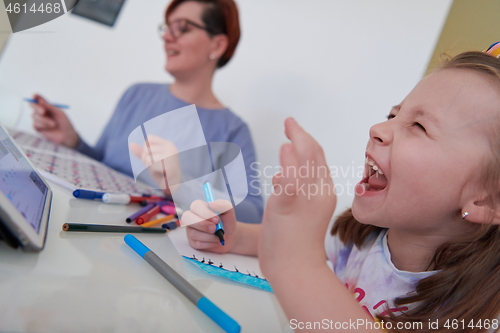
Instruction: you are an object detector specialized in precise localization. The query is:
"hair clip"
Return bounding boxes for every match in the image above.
[484,42,500,58]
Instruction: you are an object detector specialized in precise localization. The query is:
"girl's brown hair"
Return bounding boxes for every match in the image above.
[165,0,240,68]
[332,52,500,332]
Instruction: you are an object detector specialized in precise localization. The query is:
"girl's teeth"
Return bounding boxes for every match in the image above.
[366,157,384,175]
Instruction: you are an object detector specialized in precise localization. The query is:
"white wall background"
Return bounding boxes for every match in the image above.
[0,0,452,216]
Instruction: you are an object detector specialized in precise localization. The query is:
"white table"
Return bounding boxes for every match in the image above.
[0,183,291,333]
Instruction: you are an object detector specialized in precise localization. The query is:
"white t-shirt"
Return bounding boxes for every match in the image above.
[325,229,436,318]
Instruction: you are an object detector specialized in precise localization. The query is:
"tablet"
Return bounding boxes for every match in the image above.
[0,124,52,251]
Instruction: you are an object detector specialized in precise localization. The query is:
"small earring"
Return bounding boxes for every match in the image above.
[209,54,216,60]
[461,212,469,219]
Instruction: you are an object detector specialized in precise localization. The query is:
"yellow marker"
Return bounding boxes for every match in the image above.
[140,215,175,228]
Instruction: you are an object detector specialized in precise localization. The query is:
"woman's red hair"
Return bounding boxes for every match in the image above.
[165,0,240,68]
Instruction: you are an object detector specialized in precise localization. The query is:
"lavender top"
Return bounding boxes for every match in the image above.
[325,229,436,317]
[76,83,263,223]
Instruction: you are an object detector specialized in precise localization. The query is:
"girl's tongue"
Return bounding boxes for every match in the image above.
[367,172,388,190]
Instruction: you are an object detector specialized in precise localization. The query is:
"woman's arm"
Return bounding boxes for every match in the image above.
[226,120,264,224]
[75,85,139,161]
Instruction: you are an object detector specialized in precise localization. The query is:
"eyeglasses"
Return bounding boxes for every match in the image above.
[158,19,218,39]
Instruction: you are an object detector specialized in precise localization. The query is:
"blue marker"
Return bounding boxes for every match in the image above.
[124,235,241,333]
[203,181,225,246]
[25,98,70,109]
[73,189,105,200]
[161,221,179,230]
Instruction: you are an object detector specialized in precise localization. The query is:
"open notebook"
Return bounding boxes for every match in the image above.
[168,226,272,292]
[8,128,161,196]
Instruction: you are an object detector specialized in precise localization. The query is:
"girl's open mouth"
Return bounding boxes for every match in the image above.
[357,157,388,192]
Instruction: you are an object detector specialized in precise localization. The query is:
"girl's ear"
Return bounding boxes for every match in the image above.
[462,191,500,225]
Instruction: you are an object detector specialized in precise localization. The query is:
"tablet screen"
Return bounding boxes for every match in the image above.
[0,128,48,234]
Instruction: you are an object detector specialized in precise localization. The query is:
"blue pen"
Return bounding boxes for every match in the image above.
[202,181,225,246]
[25,98,70,109]
[73,189,105,200]
[124,235,241,333]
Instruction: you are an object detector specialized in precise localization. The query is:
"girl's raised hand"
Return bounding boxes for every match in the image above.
[259,118,336,278]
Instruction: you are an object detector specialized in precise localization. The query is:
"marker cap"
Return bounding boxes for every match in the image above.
[102,193,131,204]
[197,297,241,333]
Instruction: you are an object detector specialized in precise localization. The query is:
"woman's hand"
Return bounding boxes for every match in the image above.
[31,94,79,148]
[129,135,181,195]
[258,117,336,279]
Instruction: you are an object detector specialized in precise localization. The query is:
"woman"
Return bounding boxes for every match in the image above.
[31,0,263,224]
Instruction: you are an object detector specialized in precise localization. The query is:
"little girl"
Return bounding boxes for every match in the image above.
[182,44,500,332]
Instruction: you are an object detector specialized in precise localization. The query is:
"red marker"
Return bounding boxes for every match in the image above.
[136,205,161,225]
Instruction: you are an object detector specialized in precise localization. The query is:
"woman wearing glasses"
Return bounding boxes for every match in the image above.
[30,0,264,224]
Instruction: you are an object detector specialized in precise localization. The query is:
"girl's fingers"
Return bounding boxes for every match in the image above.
[186,226,220,249]
[284,118,329,174]
[182,211,216,233]
[180,200,220,227]
[180,211,212,230]
[272,143,299,191]
[284,117,314,157]
[189,200,226,222]
[279,143,298,178]
[208,199,234,215]
[186,221,219,242]
[188,239,219,251]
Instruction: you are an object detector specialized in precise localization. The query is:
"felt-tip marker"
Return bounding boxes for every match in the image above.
[25,98,69,109]
[126,203,155,223]
[62,223,166,233]
[124,235,240,333]
[162,221,179,230]
[135,205,161,225]
[73,189,105,200]
[140,214,175,228]
[102,193,159,205]
[202,181,225,246]
[159,204,176,216]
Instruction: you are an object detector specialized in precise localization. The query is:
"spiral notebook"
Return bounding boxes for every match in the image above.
[7,128,162,196]
[168,227,272,293]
